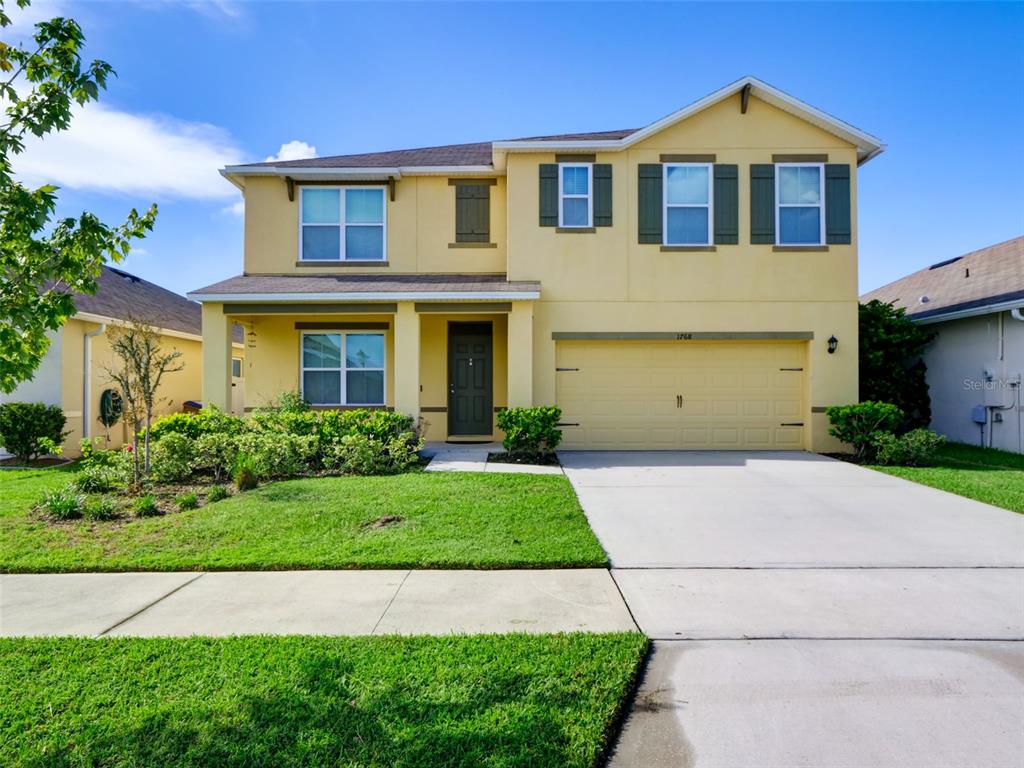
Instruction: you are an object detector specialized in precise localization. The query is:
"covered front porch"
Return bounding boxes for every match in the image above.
[192,274,540,442]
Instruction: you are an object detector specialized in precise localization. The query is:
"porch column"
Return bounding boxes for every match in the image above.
[507,300,534,407]
[201,302,232,411]
[393,301,420,417]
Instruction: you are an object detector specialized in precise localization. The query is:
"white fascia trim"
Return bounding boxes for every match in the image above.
[493,76,885,164]
[221,165,502,178]
[187,291,540,303]
[74,311,204,343]
[912,298,1024,325]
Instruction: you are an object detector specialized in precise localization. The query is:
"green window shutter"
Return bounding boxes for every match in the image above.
[713,164,738,244]
[593,164,613,226]
[637,163,663,243]
[539,164,558,227]
[825,164,851,244]
[750,164,775,244]
[455,184,490,243]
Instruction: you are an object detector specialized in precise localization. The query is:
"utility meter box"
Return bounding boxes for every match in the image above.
[971,405,988,424]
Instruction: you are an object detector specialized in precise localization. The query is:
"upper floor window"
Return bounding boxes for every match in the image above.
[300,187,386,261]
[776,164,824,245]
[663,163,712,245]
[559,164,592,227]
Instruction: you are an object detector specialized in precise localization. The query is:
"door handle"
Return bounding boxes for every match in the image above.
[676,395,683,408]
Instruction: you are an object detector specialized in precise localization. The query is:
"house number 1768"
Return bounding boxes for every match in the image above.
[676,333,693,340]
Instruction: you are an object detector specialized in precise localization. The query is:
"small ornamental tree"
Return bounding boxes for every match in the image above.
[0,0,157,393]
[105,320,184,483]
[859,300,936,430]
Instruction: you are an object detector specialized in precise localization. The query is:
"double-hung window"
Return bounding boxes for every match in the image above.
[663,163,712,245]
[301,332,385,406]
[300,187,386,261]
[559,164,592,227]
[776,164,825,245]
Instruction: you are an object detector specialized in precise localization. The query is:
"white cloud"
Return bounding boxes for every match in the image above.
[266,140,317,163]
[223,198,245,217]
[14,103,245,200]
[4,0,70,36]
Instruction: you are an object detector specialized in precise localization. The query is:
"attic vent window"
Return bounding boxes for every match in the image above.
[928,256,962,270]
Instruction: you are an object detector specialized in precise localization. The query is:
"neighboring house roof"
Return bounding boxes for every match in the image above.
[188,273,541,302]
[221,76,884,184]
[861,236,1024,323]
[66,266,243,342]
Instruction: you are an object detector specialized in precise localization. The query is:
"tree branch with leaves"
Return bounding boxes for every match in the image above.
[105,320,184,485]
[0,0,157,393]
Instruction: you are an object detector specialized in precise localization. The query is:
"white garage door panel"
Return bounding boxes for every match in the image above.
[557,341,807,450]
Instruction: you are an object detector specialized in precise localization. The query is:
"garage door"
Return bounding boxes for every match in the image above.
[556,340,807,450]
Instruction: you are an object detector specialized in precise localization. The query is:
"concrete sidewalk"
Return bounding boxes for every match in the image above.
[0,569,636,638]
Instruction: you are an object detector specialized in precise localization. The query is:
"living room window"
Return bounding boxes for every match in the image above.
[663,163,712,245]
[301,332,385,406]
[559,164,592,227]
[776,164,825,245]
[300,187,386,261]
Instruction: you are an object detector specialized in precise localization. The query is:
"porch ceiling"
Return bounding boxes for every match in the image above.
[187,273,540,303]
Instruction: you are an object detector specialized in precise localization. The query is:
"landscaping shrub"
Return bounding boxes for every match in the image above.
[175,492,199,511]
[233,454,259,491]
[150,433,196,483]
[191,432,238,481]
[233,432,316,479]
[496,407,563,458]
[82,496,117,521]
[860,300,936,430]
[133,494,160,517]
[247,408,320,438]
[872,428,946,467]
[0,402,67,464]
[75,442,135,493]
[40,485,83,520]
[826,401,904,461]
[146,407,244,442]
[206,484,230,503]
[327,431,424,476]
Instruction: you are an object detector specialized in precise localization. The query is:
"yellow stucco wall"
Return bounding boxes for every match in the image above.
[60,319,207,456]
[221,92,866,450]
[242,175,506,275]
[504,94,860,451]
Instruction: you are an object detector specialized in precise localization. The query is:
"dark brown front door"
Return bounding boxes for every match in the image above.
[448,322,493,436]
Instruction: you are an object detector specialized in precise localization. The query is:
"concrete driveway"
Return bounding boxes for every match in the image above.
[561,451,1024,768]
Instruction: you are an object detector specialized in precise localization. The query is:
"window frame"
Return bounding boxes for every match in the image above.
[557,163,593,228]
[298,186,388,262]
[231,357,243,379]
[662,162,714,246]
[299,330,387,407]
[774,163,826,246]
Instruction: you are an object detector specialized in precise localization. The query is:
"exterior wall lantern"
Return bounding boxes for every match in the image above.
[827,335,838,354]
[246,328,257,349]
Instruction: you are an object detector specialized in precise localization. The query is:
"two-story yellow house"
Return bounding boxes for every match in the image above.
[190,76,883,451]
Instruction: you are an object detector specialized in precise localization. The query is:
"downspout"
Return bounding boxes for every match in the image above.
[82,323,106,443]
[1012,308,1024,322]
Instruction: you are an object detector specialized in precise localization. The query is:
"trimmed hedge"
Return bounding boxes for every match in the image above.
[0,402,67,464]
[496,407,562,457]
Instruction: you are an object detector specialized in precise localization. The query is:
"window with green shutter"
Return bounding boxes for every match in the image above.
[593,164,612,226]
[750,164,776,244]
[454,183,490,243]
[539,164,559,226]
[825,164,851,244]
[713,164,738,244]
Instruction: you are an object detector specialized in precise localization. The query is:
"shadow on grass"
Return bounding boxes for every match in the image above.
[8,637,637,768]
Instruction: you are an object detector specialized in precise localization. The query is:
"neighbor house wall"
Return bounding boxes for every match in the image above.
[923,311,1024,453]
[505,94,861,451]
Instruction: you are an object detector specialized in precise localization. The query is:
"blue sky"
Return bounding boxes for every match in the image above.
[12,1,1024,297]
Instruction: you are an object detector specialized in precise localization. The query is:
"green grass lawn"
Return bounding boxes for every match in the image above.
[0,632,647,768]
[869,442,1024,513]
[0,468,607,572]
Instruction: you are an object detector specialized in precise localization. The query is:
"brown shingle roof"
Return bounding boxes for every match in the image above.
[861,236,1024,320]
[190,273,540,296]
[64,266,243,342]
[251,129,637,169]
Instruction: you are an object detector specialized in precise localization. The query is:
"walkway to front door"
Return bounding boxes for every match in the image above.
[560,450,1024,768]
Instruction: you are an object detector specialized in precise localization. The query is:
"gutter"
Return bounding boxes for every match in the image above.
[912,296,1024,325]
[186,290,541,303]
[82,323,106,442]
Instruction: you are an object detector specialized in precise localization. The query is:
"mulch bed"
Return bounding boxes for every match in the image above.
[487,452,561,467]
[1,457,72,469]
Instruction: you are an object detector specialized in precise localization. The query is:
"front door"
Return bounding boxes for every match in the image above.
[448,322,493,436]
